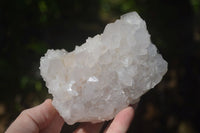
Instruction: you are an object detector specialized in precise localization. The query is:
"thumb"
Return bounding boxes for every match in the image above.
[6,99,63,133]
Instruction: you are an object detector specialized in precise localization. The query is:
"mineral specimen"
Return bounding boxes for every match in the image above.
[40,12,168,125]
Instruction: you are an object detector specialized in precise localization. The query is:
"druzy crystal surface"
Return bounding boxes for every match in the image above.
[40,12,168,125]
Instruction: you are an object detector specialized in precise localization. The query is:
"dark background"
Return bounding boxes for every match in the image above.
[0,0,200,132]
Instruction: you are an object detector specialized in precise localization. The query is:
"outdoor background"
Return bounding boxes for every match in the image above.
[0,0,200,132]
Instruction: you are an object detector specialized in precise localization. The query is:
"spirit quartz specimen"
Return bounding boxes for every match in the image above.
[40,12,168,125]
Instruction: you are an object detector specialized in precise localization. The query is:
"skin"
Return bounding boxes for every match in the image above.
[5,99,134,133]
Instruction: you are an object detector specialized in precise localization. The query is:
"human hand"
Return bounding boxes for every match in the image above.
[5,99,64,133]
[73,106,134,133]
[6,99,134,133]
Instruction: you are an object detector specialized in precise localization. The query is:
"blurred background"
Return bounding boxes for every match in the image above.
[0,0,200,132]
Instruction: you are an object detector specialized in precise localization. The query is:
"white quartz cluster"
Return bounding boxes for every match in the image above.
[40,12,167,125]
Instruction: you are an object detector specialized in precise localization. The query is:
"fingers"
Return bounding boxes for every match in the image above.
[6,99,64,133]
[6,99,134,133]
[104,107,134,133]
[40,109,64,133]
[73,106,134,133]
[24,99,60,129]
[5,108,40,133]
[73,122,104,133]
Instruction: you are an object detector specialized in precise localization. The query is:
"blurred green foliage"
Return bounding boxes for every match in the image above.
[190,0,200,12]
[0,0,200,132]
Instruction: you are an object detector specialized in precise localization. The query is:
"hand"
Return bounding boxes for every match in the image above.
[6,99,134,133]
[73,106,134,133]
[5,99,64,133]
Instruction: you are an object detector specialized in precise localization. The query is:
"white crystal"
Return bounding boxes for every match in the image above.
[40,11,168,125]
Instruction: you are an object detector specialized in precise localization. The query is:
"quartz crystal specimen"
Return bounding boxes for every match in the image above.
[40,12,168,125]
